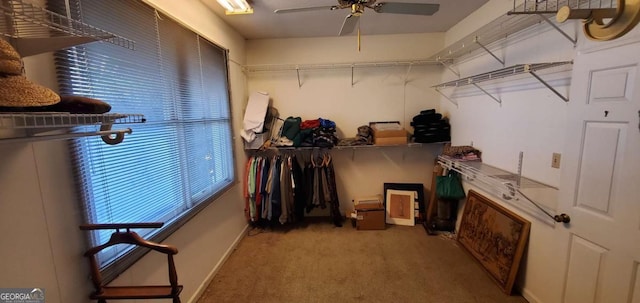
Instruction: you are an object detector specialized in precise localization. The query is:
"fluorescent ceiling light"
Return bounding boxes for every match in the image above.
[216,0,253,15]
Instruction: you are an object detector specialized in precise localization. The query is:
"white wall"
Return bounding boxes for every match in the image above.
[440,1,573,301]
[246,34,447,213]
[0,0,249,302]
[438,0,638,302]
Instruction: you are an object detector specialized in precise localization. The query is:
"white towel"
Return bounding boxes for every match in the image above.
[243,91,269,132]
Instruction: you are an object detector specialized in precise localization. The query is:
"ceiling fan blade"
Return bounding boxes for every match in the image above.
[274,6,337,14]
[339,14,360,36]
[373,2,440,15]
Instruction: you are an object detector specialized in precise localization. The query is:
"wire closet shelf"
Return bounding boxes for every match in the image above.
[0,113,146,145]
[0,0,135,55]
[433,62,572,89]
[509,0,617,15]
[437,155,570,226]
[429,0,617,64]
[0,112,145,129]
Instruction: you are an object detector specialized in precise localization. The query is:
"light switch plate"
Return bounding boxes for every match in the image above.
[552,153,561,168]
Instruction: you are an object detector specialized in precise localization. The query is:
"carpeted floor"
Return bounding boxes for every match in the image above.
[197,220,528,303]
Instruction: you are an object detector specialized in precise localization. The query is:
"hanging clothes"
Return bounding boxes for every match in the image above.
[270,157,282,222]
[302,152,342,227]
[260,157,271,220]
[243,151,342,227]
[279,158,290,224]
[325,157,342,227]
[243,156,253,222]
[291,156,306,220]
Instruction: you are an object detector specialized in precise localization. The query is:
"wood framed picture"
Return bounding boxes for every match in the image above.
[384,189,415,226]
[383,183,425,223]
[457,190,531,294]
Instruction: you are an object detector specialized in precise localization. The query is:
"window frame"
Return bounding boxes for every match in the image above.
[50,0,238,283]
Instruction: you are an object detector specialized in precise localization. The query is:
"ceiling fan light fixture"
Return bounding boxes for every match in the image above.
[216,0,253,15]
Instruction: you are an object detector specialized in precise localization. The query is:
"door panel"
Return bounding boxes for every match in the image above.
[631,262,640,303]
[560,40,640,303]
[589,65,636,103]
[575,122,626,215]
[563,235,607,303]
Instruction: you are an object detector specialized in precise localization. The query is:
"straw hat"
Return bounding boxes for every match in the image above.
[0,38,60,107]
[0,39,24,75]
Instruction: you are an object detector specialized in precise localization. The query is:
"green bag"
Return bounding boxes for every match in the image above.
[436,171,466,200]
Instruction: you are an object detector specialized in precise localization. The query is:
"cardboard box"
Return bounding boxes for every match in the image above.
[354,195,383,210]
[354,195,385,230]
[356,209,385,230]
[370,122,407,146]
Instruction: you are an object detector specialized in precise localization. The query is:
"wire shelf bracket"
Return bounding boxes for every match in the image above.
[6,36,107,57]
[437,59,460,77]
[474,36,505,66]
[536,14,577,46]
[507,0,579,46]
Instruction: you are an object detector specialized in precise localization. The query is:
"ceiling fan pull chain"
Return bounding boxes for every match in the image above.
[358,27,361,52]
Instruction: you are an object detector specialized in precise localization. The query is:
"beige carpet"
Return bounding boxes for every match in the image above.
[197,220,528,303]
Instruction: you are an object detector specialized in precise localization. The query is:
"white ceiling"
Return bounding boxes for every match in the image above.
[201,0,489,40]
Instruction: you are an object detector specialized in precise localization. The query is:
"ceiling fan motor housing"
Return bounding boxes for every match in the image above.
[339,0,376,6]
[351,3,365,15]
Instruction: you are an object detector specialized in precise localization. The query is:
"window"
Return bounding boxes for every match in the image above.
[52,0,235,281]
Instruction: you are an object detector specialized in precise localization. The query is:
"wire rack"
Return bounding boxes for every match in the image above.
[428,14,543,63]
[243,60,440,73]
[0,0,134,50]
[433,61,572,89]
[0,113,145,129]
[437,155,563,225]
[0,113,146,144]
[429,1,610,63]
[509,0,617,14]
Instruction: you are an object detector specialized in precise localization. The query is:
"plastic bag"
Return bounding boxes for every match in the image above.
[436,171,465,200]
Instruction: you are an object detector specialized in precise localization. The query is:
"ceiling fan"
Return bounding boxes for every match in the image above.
[274,0,441,36]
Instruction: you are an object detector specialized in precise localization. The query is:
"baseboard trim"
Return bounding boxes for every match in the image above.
[522,287,542,303]
[187,223,250,303]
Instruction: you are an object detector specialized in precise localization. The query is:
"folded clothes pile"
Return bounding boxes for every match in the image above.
[337,125,373,146]
[411,109,450,143]
[442,143,481,161]
[275,117,339,148]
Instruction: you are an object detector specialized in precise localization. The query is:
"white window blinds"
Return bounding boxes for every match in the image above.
[51,0,234,280]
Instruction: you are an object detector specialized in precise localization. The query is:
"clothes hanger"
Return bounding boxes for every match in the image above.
[311,151,317,167]
[322,153,331,167]
[80,223,177,256]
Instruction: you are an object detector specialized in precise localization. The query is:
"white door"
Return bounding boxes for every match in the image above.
[559,40,640,303]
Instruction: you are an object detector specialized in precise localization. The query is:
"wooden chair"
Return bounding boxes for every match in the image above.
[79,222,182,303]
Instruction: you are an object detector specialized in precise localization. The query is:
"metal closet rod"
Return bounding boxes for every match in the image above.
[245,60,440,88]
[243,59,440,72]
[0,128,132,145]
